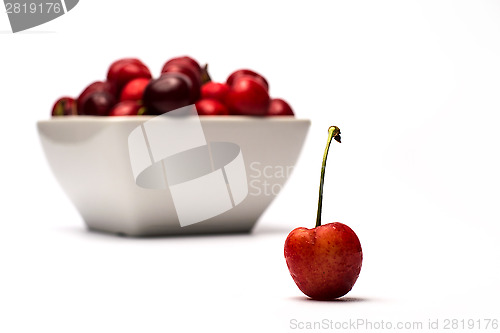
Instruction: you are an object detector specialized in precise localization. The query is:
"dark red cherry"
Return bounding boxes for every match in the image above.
[143,72,193,115]
[80,91,116,116]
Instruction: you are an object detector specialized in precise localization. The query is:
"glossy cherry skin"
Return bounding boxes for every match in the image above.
[162,56,201,74]
[195,99,229,116]
[109,101,145,116]
[107,58,144,82]
[142,72,192,115]
[52,97,77,116]
[107,60,152,92]
[119,78,150,102]
[284,222,362,300]
[79,91,116,116]
[226,76,270,116]
[227,69,269,91]
[161,63,201,101]
[201,82,230,104]
[268,98,294,116]
[77,81,116,114]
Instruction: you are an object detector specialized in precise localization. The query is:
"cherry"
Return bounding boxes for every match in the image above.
[162,56,201,74]
[109,101,145,116]
[226,76,270,116]
[227,69,269,91]
[77,81,116,114]
[107,60,152,92]
[195,99,229,116]
[51,57,301,119]
[161,63,201,101]
[201,82,230,104]
[119,78,150,102]
[52,97,77,116]
[143,72,193,115]
[284,126,363,300]
[268,98,294,116]
[80,91,116,116]
[107,58,144,82]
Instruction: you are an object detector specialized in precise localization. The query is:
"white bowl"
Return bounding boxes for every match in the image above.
[37,116,310,236]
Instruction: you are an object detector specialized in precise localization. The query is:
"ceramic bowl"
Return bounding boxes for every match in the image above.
[37,116,310,236]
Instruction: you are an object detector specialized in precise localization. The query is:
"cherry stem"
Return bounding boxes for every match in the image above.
[201,64,212,85]
[315,126,341,228]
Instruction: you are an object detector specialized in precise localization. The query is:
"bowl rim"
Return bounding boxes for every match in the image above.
[37,116,311,125]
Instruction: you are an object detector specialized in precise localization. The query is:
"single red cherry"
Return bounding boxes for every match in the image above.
[107,58,144,82]
[107,61,152,92]
[268,98,294,116]
[284,126,362,300]
[161,63,201,101]
[142,72,193,115]
[109,101,145,116]
[226,76,270,116]
[226,69,269,91]
[285,222,363,300]
[80,91,116,116]
[119,78,150,102]
[201,82,230,104]
[52,97,77,116]
[77,81,116,114]
[162,56,201,74]
[195,99,229,116]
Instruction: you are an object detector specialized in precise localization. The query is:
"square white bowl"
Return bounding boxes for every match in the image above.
[37,116,310,236]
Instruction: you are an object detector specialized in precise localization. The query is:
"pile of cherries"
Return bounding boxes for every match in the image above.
[51,56,294,117]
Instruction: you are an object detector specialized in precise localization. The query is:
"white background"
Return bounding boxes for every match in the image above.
[1,1,500,332]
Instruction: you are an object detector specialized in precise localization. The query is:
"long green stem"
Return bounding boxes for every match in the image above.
[315,126,341,228]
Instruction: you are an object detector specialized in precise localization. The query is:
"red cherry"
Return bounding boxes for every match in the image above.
[107,58,144,81]
[163,56,201,74]
[284,222,362,300]
[107,61,152,92]
[284,126,362,300]
[201,82,230,104]
[143,72,193,115]
[161,63,201,101]
[109,101,145,116]
[52,97,77,116]
[268,98,294,116]
[77,81,116,114]
[195,99,229,116]
[226,76,270,116]
[119,78,150,102]
[80,91,116,116]
[227,69,269,91]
